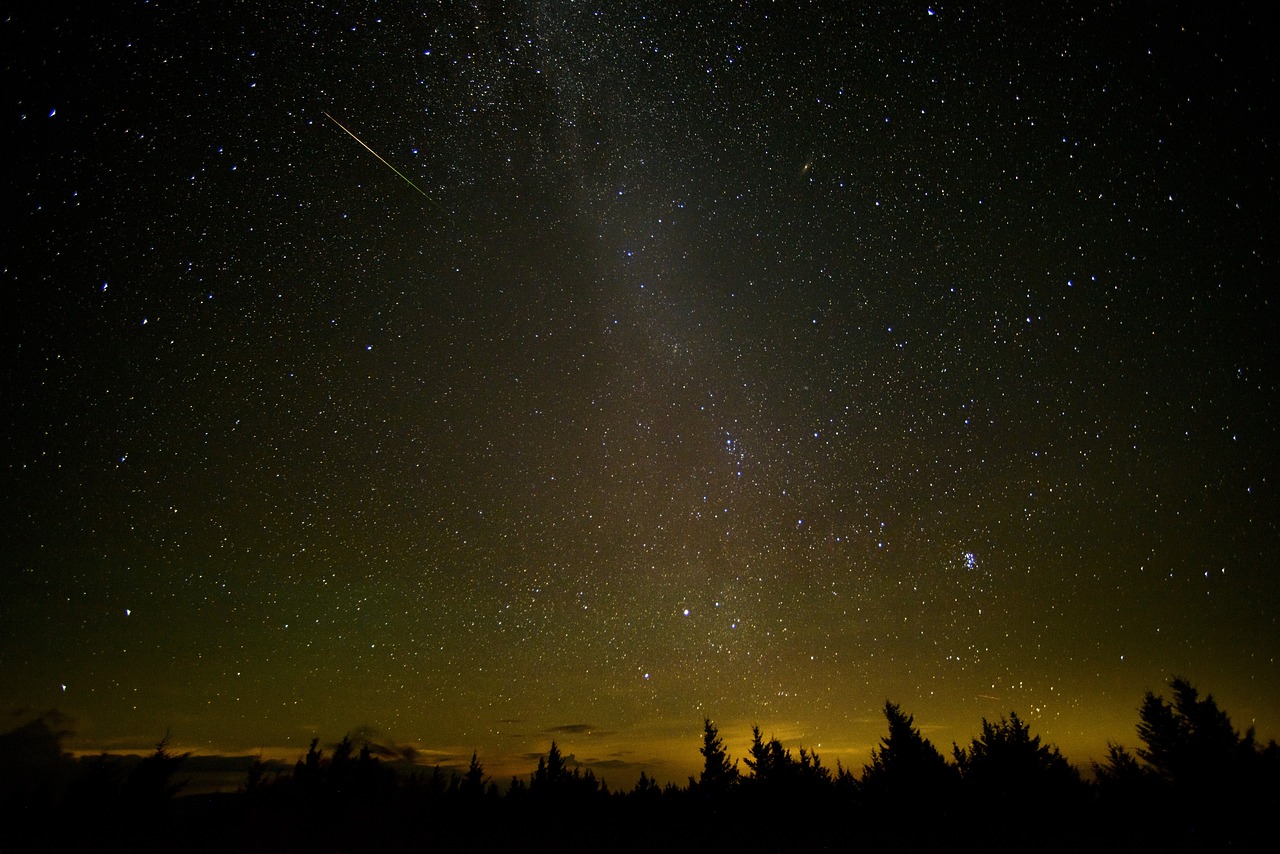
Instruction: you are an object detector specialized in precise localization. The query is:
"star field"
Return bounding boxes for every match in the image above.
[3,2,1277,783]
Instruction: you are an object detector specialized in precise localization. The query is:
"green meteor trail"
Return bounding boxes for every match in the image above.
[323,111,437,204]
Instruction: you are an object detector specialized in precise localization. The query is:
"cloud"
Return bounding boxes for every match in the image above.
[340,724,464,766]
[542,723,615,737]
[580,757,638,772]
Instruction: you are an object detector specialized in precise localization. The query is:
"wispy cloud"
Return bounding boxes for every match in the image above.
[543,723,615,737]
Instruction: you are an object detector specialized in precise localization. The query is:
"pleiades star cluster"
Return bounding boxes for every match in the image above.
[3,1,1276,784]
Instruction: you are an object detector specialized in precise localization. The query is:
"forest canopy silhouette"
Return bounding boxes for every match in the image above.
[2,678,1276,852]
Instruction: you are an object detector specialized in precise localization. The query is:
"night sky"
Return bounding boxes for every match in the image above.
[4,2,1277,785]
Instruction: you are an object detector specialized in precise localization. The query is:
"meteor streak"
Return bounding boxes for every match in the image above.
[323,111,436,204]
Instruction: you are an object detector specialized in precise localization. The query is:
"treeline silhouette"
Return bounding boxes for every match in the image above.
[2,678,1277,852]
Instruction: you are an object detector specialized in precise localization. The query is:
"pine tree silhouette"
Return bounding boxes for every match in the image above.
[1129,676,1276,844]
[953,711,1081,820]
[532,740,569,791]
[122,733,190,811]
[691,718,738,796]
[861,700,956,814]
[461,751,486,796]
[633,770,661,798]
[1137,676,1246,788]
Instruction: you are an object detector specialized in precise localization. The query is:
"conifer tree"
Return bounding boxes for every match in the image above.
[953,711,1079,804]
[462,751,485,795]
[695,718,738,795]
[861,701,955,812]
[1137,677,1247,787]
